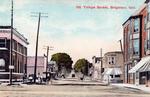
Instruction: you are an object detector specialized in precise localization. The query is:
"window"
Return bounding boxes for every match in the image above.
[108,56,115,65]
[148,71,150,80]
[129,40,133,59]
[144,16,147,31]
[133,38,139,55]
[0,59,5,71]
[144,39,147,54]
[115,75,120,78]
[110,75,113,78]
[148,4,150,21]
[136,72,139,79]
[147,29,150,49]
[0,38,6,48]
[134,18,139,33]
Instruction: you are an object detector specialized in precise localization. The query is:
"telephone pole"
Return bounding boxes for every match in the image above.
[119,39,125,83]
[46,46,49,79]
[9,0,14,85]
[32,12,48,83]
[100,48,103,73]
[45,46,53,79]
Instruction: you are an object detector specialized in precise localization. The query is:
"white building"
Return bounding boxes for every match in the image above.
[102,51,123,83]
[92,56,103,80]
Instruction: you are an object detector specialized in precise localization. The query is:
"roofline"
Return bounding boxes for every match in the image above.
[0,26,29,45]
[104,51,122,55]
[123,1,146,26]
[122,15,143,26]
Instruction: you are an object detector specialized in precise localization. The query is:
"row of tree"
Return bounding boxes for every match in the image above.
[51,53,92,76]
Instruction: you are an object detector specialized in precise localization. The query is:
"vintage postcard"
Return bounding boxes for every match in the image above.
[0,0,150,97]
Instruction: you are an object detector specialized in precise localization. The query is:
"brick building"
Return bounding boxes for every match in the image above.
[123,0,150,86]
[0,26,29,81]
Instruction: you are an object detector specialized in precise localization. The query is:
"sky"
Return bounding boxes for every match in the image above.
[0,0,145,63]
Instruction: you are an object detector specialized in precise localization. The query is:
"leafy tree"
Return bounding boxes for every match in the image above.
[51,53,73,73]
[74,58,91,76]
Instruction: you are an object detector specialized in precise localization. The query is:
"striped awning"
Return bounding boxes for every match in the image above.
[138,61,150,72]
[103,68,122,75]
[129,56,150,73]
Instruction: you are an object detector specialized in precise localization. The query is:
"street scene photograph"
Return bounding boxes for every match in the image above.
[0,0,150,97]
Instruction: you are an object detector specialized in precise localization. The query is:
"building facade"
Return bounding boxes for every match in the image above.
[123,0,150,86]
[27,56,46,77]
[0,26,28,81]
[102,51,123,83]
[92,56,103,80]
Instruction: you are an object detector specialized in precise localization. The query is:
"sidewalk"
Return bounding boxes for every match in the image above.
[111,83,150,93]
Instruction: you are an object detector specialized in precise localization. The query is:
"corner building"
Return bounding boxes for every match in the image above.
[0,26,29,82]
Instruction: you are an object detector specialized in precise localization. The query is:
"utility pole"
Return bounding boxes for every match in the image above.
[119,39,123,55]
[44,46,53,79]
[119,39,125,83]
[34,12,41,83]
[46,46,49,79]
[100,48,103,80]
[9,0,14,85]
[100,48,103,73]
[32,12,48,83]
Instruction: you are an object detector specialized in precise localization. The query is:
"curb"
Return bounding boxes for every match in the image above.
[124,86,141,91]
[51,83,108,86]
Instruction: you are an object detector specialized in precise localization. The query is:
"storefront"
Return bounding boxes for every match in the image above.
[129,56,150,86]
[103,68,123,83]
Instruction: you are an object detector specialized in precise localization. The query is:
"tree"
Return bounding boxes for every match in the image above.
[74,58,91,76]
[51,53,73,73]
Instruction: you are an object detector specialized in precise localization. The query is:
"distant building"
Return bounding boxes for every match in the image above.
[47,61,58,79]
[92,56,103,80]
[27,56,46,77]
[0,26,29,82]
[102,51,123,83]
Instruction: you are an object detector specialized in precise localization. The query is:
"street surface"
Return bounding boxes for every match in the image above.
[0,84,150,97]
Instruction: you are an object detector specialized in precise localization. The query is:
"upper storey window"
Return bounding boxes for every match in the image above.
[134,18,139,33]
[0,38,6,48]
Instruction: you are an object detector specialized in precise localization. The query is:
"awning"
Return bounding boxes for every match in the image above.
[103,68,122,75]
[138,61,150,72]
[129,56,150,73]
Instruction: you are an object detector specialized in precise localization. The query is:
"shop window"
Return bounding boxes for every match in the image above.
[110,75,113,78]
[136,72,139,79]
[145,40,147,51]
[115,75,120,78]
[148,71,150,80]
[0,59,5,71]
